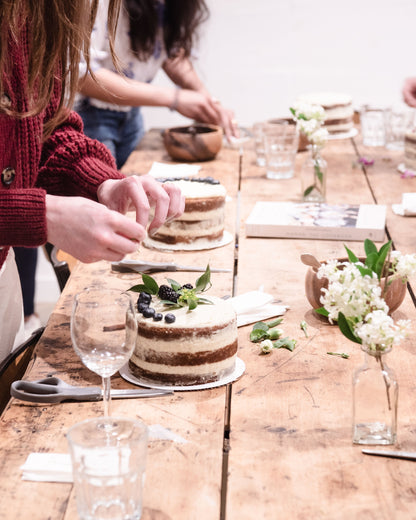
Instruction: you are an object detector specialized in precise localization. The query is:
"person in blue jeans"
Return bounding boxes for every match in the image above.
[13,247,41,334]
[76,0,238,169]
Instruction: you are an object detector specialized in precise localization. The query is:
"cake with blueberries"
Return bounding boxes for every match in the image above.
[128,267,238,386]
[149,177,227,246]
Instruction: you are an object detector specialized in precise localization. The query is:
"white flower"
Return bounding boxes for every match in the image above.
[309,127,329,147]
[297,119,320,136]
[317,261,388,323]
[355,310,410,349]
[292,103,325,122]
[260,339,274,354]
[390,251,416,280]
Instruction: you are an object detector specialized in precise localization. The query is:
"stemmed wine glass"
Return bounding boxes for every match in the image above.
[70,287,137,417]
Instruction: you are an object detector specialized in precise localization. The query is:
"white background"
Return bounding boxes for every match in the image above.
[36,0,416,306]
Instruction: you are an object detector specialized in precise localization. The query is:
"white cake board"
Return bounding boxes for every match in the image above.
[119,357,245,391]
[143,230,233,252]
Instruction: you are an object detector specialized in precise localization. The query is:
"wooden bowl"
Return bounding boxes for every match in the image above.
[305,257,407,314]
[163,124,223,162]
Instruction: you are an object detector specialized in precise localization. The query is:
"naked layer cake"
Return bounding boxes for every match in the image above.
[404,129,416,171]
[129,292,238,386]
[150,177,226,245]
[296,92,354,134]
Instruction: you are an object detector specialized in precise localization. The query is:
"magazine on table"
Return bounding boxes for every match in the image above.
[245,201,386,242]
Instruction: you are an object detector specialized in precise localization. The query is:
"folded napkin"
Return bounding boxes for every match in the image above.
[20,425,188,482]
[392,193,416,216]
[21,453,73,483]
[148,161,201,179]
[230,291,288,327]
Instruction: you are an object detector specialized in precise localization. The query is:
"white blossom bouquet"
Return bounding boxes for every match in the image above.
[316,239,414,352]
[290,102,329,146]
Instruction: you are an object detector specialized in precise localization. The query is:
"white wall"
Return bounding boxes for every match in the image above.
[142,0,416,129]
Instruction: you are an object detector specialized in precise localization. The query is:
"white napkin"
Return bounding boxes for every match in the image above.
[148,161,201,179]
[21,453,73,483]
[230,291,288,327]
[392,193,416,216]
[20,425,188,483]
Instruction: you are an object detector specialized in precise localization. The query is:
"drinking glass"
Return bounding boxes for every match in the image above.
[71,287,137,417]
[263,121,299,179]
[67,417,148,520]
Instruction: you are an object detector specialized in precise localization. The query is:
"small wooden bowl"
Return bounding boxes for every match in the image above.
[163,124,223,162]
[305,257,407,314]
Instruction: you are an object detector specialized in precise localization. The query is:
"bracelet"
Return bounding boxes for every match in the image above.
[169,89,180,111]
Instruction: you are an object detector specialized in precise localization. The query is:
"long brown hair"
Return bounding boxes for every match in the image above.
[0,0,122,136]
[124,0,209,60]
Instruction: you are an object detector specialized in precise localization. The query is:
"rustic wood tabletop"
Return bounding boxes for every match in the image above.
[1,127,416,520]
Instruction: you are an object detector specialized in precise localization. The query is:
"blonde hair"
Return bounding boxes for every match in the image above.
[0,0,122,137]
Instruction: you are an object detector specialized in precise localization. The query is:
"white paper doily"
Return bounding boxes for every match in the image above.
[143,230,233,252]
[119,357,245,392]
[327,128,358,140]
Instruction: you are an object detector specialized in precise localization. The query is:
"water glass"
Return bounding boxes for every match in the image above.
[384,109,415,150]
[67,417,148,520]
[263,122,299,179]
[360,105,388,146]
[252,122,266,166]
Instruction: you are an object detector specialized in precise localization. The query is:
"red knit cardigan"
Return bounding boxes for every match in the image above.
[0,27,124,270]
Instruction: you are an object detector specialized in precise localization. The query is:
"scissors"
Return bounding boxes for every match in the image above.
[10,376,173,403]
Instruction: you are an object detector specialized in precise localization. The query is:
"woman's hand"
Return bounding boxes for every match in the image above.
[46,175,184,263]
[46,195,147,263]
[402,77,416,108]
[175,89,238,141]
[97,175,185,236]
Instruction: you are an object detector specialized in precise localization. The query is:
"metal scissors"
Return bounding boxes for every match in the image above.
[10,376,173,403]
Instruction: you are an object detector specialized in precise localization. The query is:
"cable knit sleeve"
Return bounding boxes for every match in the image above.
[37,109,124,199]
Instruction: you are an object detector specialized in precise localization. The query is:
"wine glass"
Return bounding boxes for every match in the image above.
[70,287,137,417]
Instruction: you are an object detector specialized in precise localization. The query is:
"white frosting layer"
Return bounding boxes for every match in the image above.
[131,296,238,382]
[131,355,237,376]
[297,92,352,108]
[169,179,227,198]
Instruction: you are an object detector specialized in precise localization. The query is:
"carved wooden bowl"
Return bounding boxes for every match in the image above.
[163,124,223,162]
[305,257,407,314]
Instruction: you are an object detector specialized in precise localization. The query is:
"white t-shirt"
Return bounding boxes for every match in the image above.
[77,0,167,112]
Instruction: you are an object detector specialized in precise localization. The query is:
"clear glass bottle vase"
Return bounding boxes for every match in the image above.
[300,144,327,202]
[352,344,398,445]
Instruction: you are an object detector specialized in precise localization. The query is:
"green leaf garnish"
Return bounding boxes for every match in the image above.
[273,337,296,352]
[141,274,159,294]
[252,322,269,332]
[266,317,283,328]
[195,265,212,292]
[338,312,362,344]
[167,278,182,291]
[327,351,350,359]
[128,283,150,293]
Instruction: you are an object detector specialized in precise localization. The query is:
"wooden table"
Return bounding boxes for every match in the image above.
[1,128,416,520]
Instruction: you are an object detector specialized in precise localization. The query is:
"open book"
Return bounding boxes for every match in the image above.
[245,202,386,242]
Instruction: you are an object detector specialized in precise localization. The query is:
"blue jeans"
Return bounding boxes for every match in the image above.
[77,101,145,169]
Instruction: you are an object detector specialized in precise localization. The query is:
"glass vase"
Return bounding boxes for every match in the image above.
[352,344,398,445]
[300,144,327,202]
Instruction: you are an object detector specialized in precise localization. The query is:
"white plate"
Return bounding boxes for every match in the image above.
[143,230,234,252]
[119,357,246,392]
[327,128,358,140]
